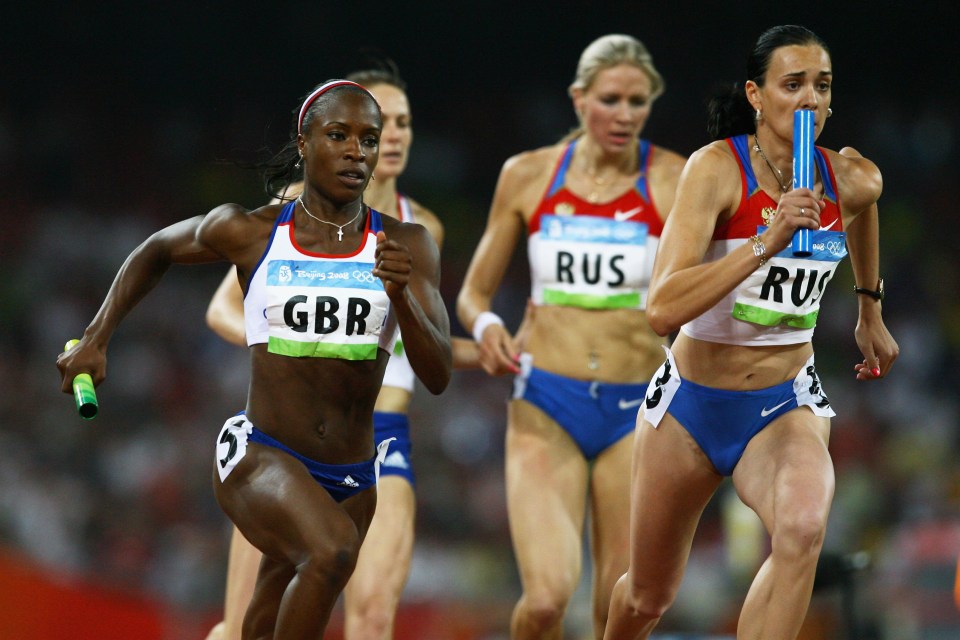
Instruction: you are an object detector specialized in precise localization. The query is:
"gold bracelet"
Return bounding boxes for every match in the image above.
[750,235,767,266]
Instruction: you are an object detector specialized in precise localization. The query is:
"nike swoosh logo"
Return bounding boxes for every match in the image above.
[821,219,838,230]
[613,206,643,222]
[618,398,645,410]
[760,399,792,417]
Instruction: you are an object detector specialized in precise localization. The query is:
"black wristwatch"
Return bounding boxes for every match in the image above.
[854,277,885,301]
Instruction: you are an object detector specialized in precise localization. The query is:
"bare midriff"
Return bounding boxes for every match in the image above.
[670,331,814,390]
[523,305,666,383]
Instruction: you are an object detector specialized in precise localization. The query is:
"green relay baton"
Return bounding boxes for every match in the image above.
[64,339,98,420]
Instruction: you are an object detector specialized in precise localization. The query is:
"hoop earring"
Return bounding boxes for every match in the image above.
[827,107,833,118]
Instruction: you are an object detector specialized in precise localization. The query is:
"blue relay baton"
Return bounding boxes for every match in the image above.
[791,110,814,257]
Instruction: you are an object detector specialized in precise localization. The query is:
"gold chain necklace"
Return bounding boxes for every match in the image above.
[297,196,364,242]
[581,162,632,204]
[586,170,614,185]
[582,167,614,203]
[753,135,790,194]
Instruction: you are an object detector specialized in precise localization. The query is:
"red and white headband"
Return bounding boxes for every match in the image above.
[297,80,367,135]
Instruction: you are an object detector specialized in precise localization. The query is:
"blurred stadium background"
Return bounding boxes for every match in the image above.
[1,2,958,638]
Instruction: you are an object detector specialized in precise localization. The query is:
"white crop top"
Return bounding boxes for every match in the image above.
[244,201,398,360]
[380,194,416,392]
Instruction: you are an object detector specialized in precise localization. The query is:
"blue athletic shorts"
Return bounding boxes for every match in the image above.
[642,347,835,475]
[374,411,415,485]
[215,414,387,502]
[512,353,646,460]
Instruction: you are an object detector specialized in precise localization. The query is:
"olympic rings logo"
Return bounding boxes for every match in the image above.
[352,270,376,283]
[825,240,845,254]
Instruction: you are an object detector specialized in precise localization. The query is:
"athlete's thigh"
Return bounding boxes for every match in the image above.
[589,433,633,568]
[506,399,589,586]
[214,444,371,563]
[626,411,722,592]
[345,475,416,599]
[733,408,833,530]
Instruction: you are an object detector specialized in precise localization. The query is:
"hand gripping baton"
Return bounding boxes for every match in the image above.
[792,109,814,257]
[64,339,98,420]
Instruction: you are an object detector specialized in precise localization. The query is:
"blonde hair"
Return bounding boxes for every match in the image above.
[569,34,664,100]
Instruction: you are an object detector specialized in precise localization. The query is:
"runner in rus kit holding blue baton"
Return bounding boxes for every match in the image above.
[603,25,898,639]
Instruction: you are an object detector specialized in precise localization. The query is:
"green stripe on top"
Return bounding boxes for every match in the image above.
[732,302,820,329]
[543,289,640,310]
[268,336,380,360]
[393,339,404,356]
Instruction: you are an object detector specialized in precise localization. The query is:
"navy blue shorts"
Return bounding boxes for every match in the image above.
[374,411,415,485]
[215,415,381,503]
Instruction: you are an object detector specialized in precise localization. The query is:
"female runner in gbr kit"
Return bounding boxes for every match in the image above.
[59,80,452,639]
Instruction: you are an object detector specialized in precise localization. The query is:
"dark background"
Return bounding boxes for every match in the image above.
[2,2,958,638]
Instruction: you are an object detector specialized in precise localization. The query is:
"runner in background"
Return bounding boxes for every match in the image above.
[457,34,686,639]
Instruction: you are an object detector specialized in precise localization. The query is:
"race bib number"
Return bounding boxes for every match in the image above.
[265,259,389,359]
[216,416,253,483]
[641,347,681,429]
[533,214,651,310]
[733,227,847,328]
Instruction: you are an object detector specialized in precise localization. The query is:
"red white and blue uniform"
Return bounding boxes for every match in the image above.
[514,139,664,460]
[644,135,844,476]
[528,138,665,311]
[682,134,846,346]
